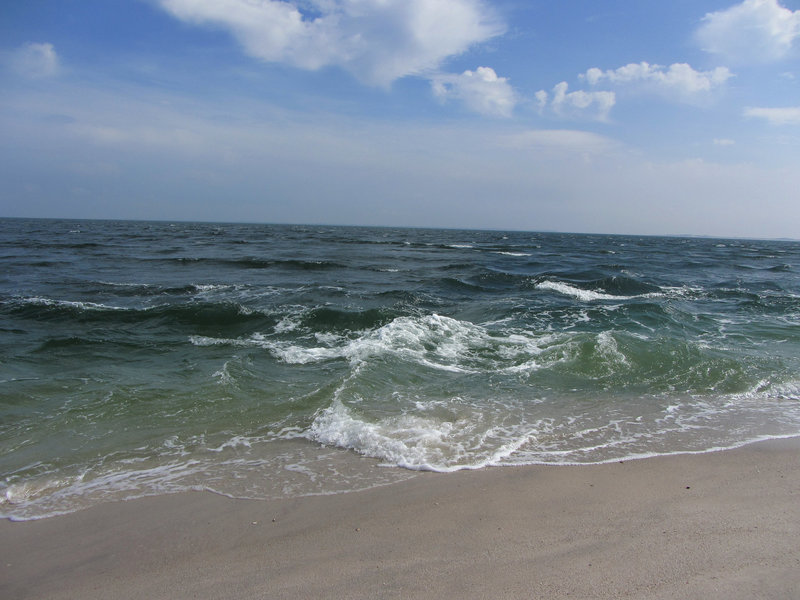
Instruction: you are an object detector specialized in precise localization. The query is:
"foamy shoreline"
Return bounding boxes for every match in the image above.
[2,437,799,599]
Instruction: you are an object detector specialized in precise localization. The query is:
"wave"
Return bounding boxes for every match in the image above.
[469,271,535,291]
[298,306,397,332]
[148,257,348,271]
[3,221,800,520]
[7,297,132,313]
[188,313,565,375]
[767,264,792,272]
[537,280,629,302]
[211,307,798,402]
[3,296,275,330]
[88,281,243,297]
[306,399,532,471]
[33,336,153,352]
[304,381,800,472]
[256,314,650,387]
[535,276,665,302]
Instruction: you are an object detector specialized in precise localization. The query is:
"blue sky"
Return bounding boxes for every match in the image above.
[1,0,799,237]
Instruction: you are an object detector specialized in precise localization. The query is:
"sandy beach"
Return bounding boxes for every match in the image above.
[2,438,799,600]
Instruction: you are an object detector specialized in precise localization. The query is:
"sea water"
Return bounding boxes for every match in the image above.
[1,219,799,519]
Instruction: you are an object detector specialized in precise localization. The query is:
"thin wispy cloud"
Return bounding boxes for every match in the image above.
[744,106,800,124]
[8,42,60,79]
[501,129,620,156]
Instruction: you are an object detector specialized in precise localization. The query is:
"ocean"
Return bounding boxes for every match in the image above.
[1,218,799,520]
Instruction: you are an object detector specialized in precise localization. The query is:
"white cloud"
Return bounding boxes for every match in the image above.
[9,42,59,78]
[713,138,736,146]
[696,0,800,63]
[744,106,800,124]
[583,62,732,101]
[535,82,615,121]
[157,0,504,87]
[534,90,548,112]
[431,67,516,117]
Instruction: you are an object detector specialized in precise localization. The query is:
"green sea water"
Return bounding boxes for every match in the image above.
[2,218,799,519]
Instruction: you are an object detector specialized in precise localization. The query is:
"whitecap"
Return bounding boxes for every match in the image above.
[22,296,129,311]
[264,314,571,377]
[536,280,664,302]
[536,281,626,302]
[596,331,630,367]
[305,399,534,472]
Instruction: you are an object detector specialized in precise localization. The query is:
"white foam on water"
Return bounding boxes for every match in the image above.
[190,331,284,349]
[212,360,236,386]
[538,433,800,466]
[264,314,568,376]
[1,477,73,506]
[537,281,666,302]
[767,380,800,400]
[596,331,630,367]
[271,342,344,365]
[189,335,252,347]
[275,310,306,333]
[302,363,800,472]
[207,436,253,452]
[269,314,484,370]
[307,400,453,470]
[5,392,800,521]
[725,378,800,402]
[192,284,233,293]
[314,331,345,345]
[22,296,130,311]
[97,280,152,288]
[536,281,627,302]
[305,399,535,472]
[283,463,318,480]
[0,434,421,521]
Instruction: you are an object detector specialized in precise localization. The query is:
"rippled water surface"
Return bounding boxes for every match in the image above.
[2,219,799,519]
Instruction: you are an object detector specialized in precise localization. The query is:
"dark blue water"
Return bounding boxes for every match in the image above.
[2,218,799,519]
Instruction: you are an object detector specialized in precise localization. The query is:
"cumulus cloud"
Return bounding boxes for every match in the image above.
[157,0,504,87]
[696,0,800,63]
[744,106,800,124]
[535,82,615,121]
[431,67,516,117]
[9,42,59,78]
[583,62,732,101]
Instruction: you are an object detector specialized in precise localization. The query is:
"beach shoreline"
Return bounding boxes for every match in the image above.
[2,437,799,599]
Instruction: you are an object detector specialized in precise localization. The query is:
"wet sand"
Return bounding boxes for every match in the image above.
[2,438,799,599]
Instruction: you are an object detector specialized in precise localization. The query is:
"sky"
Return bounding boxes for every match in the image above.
[1,0,799,238]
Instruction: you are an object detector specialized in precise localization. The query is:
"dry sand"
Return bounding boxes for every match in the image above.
[2,438,799,599]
